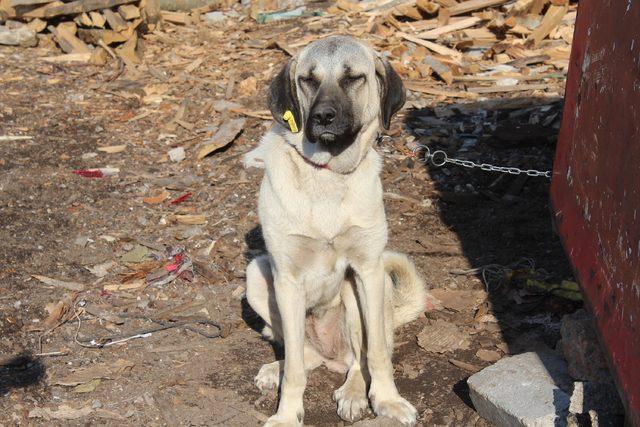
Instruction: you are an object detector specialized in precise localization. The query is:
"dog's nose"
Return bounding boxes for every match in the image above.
[312,106,336,126]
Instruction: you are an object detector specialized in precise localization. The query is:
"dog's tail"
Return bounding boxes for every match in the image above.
[384,251,427,328]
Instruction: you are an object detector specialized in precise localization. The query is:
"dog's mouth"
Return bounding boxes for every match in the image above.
[318,132,337,144]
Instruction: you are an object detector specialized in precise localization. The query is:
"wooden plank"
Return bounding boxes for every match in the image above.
[89,11,106,27]
[466,83,550,93]
[416,16,480,39]
[415,0,439,14]
[115,31,140,66]
[26,17,46,32]
[103,8,128,31]
[398,32,463,61]
[433,0,457,6]
[453,73,564,82]
[161,10,191,24]
[446,0,509,16]
[10,0,53,7]
[41,53,91,63]
[405,80,477,98]
[118,4,139,19]
[78,28,128,45]
[510,0,534,15]
[527,4,568,47]
[462,27,497,40]
[16,0,60,18]
[74,12,93,27]
[24,0,136,19]
[48,23,91,54]
[423,55,453,85]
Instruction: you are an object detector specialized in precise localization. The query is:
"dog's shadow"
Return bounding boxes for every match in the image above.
[0,352,46,396]
[241,225,285,360]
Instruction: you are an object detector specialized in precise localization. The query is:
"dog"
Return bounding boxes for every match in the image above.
[244,35,426,426]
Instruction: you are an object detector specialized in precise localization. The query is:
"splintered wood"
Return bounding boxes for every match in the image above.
[3,0,161,63]
[325,0,574,100]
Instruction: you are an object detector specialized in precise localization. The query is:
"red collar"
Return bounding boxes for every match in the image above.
[290,145,331,170]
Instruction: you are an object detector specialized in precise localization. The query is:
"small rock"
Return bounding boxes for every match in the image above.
[475,349,501,363]
[168,147,185,163]
[81,152,98,160]
[560,309,609,381]
[91,400,102,409]
[468,352,573,427]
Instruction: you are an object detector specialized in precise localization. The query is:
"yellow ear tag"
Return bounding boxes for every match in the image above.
[283,110,299,133]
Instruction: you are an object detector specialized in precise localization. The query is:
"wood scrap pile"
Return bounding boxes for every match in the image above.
[323,0,576,101]
[0,0,162,64]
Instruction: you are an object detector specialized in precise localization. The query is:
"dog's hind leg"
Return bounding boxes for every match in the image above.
[246,255,281,342]
[333,276,370,422]
[246,255,323,394]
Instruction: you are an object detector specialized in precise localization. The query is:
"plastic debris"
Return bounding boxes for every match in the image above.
[72,168,120,178]
[170,192,192,205]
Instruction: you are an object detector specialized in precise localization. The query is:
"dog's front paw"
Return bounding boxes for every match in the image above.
[370,395,417,427]
[333,381,369,422]
[263,411,303,427]
[254,362,281,392]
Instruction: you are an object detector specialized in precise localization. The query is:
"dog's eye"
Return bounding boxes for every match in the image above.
[300,76,319,89]
[343,75,365,86]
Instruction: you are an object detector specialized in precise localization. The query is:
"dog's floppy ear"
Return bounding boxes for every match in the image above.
[375,57,406,130]
[268,58,301,130]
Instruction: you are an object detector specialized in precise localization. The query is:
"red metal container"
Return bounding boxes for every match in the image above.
[551,0,640,424]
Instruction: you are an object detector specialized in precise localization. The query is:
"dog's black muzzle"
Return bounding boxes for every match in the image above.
[305,91,358,151]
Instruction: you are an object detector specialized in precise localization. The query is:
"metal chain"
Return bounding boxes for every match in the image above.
[412,144,552,179]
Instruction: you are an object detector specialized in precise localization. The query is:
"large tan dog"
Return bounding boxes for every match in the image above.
[244,35,426,426]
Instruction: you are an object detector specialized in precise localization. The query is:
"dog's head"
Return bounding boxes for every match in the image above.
[268,35,405,173]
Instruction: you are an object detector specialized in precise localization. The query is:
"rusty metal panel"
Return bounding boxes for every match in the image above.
[551,0,640,424]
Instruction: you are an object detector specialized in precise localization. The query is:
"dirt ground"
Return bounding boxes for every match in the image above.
[0,12,581,427]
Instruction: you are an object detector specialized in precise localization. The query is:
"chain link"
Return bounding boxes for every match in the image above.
[412,144,552,179]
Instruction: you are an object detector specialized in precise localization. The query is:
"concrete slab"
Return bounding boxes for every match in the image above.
[467,352,572,427]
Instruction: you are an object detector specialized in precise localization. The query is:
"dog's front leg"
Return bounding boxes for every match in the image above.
[265,270,306,427]
[354,260,417,427]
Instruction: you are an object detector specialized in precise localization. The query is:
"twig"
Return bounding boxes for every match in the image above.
[0,135,33,142]
[34,351,68,357]
[74,310,221,349]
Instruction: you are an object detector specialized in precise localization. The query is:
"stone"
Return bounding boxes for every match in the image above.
[168,147,185,163]
[560,309,609,382]
[468,352,573,426]
[0,25,37,47]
